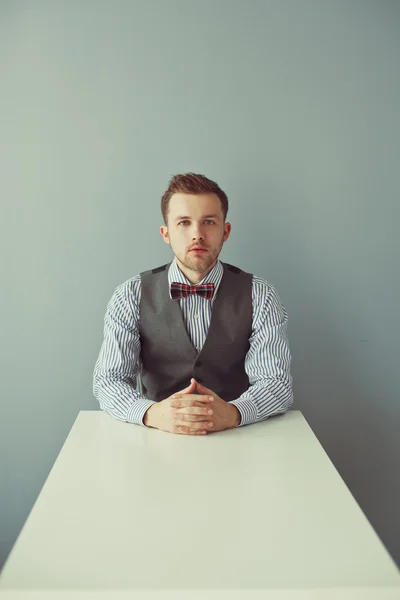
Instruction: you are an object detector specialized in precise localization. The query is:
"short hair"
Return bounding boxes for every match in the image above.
[161,172,228,225]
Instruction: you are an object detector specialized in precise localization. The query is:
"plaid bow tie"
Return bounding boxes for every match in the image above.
[170,282,215,300]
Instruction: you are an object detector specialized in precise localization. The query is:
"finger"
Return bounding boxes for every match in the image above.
[176,424,209,434]
[170,394,214,408]
[176,425,207,435]
[175,406,214,417]
[171,393,213,401]
[175,419,214,430]
[175,413,211,422]
[192,399,213,408]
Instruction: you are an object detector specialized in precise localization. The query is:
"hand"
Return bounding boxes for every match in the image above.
[143,379,215,435]
[173,378,241,433]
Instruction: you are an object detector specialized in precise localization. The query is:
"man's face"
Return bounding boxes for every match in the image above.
[160,192,231,281]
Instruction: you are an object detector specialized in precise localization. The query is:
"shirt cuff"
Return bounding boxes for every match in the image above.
[126,398,157,426]
[229,397,258,427]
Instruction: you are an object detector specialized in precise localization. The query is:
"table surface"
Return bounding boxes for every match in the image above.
[0,410,399,593]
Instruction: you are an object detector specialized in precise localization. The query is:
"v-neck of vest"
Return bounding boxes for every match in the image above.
[167,264,225,360]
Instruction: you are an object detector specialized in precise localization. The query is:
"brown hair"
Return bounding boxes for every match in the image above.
[161,172,228,224]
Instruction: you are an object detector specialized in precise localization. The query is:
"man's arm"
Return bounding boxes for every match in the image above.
[93,277,156,425]
[229,277,293,426]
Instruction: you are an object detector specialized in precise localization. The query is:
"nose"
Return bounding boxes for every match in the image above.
[191,224,204,241]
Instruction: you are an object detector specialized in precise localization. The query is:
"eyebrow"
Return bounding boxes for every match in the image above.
[174,214,220,221]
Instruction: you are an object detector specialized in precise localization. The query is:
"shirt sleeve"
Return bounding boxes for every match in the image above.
[229,277,293,426]
[92,277,156,426]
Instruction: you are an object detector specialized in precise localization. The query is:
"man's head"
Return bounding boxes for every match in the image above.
[160,173,232,283]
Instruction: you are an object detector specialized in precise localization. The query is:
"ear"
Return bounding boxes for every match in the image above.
[160,225,170,245]
[223,222,231,243]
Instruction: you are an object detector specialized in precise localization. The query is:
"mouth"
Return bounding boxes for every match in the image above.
[189,248,208,253]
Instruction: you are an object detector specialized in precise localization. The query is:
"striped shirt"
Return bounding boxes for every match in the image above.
[93,258,293,427]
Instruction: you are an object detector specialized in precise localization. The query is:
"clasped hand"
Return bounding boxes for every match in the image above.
[145,378,240,435]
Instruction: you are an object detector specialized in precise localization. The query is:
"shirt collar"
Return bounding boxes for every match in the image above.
[168,257,223,299]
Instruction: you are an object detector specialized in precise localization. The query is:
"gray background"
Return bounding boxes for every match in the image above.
[1,0,399,573]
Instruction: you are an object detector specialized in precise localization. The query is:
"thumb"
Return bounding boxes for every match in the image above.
[177,379,197,395]
[191,378,211,395]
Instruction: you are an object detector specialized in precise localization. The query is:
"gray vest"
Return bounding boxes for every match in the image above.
[139,261,253,402]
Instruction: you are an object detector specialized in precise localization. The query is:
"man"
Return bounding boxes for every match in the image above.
[93,172,293,435]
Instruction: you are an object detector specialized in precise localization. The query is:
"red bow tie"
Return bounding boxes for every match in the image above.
[170,282,215,300]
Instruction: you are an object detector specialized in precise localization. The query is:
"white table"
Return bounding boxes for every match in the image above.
[0,410,399,598]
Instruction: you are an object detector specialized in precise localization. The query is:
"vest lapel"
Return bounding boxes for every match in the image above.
[166,293,198,359]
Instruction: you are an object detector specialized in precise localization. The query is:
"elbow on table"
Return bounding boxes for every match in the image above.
[285,389,294,411]
[272,378,294,415]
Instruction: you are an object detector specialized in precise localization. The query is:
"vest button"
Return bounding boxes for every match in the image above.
[196,361,202,367]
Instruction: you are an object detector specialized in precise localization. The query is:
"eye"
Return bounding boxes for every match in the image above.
[177,220,215,226]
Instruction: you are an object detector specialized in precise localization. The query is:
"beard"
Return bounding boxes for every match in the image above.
[171,238,224,273]
[183,252,216,272]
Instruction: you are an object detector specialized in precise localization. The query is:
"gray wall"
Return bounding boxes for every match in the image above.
[1,0,399,572]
